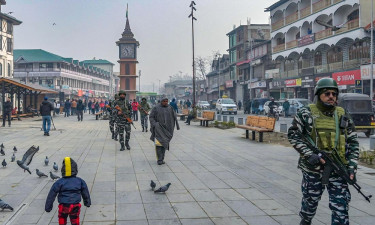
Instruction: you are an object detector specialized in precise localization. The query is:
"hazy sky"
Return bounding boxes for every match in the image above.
[6,0,275,91]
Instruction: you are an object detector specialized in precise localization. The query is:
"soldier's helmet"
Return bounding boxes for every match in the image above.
[314,78,339,96]
[114,94,119,99]
[118,90,127,96]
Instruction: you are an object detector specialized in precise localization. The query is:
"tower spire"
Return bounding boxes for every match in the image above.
[121,3,135,40]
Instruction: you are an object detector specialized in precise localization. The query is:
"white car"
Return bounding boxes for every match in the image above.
[197,101,210,109]
[216,98,237,115]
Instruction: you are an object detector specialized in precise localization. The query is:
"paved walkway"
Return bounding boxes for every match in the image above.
[0,113,374,225]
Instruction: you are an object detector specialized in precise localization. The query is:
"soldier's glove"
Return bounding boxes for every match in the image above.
[307,154,321,165]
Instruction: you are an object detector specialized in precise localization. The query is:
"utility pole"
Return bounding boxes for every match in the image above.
[188,1,197,107]
[138,70,141,93]
[247,39,253,100]
[371,0,374,100]
[216,53,221,99]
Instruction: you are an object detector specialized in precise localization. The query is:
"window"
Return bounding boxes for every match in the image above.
[125,63,130,75]
[0,63,2,76]
[6,38,12,52]
[0,35,2,51]
[349,41,370,60]
[327,47,342,64]
[7,22,13,35]
[125,78,130,90]
[8,63,11,76]
[314,51,322,66]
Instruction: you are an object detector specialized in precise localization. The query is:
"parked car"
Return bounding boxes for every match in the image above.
[216,98,237,114]
[197,100,210,109]
[251,98,270,114]
[287,98,312,116]
[337,93,375,137]
[263,101,283,115]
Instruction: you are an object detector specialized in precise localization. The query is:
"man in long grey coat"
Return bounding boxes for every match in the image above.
[149,98,180,165]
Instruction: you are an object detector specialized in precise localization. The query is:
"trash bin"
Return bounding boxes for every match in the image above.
[229,116,234,122]
[217,115,221,121]
[223,116,227,122]
[370,135,375,150]
[238,118,243,125]
[280,123,288,133]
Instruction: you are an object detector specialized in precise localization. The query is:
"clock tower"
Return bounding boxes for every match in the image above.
[116,6,139,100]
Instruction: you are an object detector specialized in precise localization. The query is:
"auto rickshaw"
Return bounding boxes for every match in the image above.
[337,93,375,137]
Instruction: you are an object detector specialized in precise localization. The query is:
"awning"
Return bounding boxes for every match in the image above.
[0,77,58,94]
[236,59,251,66]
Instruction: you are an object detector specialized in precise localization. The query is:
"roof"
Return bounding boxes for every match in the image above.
[14,49,67,63]
[265,0,288,12]
[0,12,22,25]
[338,93,371,101]
[0,77,57,94]
[82,59,115,65]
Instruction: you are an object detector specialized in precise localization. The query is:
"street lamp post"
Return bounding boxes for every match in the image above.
[188,1,197,107]
[138,70,141,93]
[246,39,253,101]
[216,53,221,99]
[371,0,374,100]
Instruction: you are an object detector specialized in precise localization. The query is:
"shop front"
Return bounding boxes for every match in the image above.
[360,65,375,96]
[224,80,235,99]
[332,70,361,93]
[300,76,315,100]
[285,78,302,99]
[249,80,268,99]
[268,79,285,100]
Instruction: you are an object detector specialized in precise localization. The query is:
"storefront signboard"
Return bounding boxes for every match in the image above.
[249,81,266,89]
[332,70,361,86]
[360,65,375,80]
[265,69,280,79]
[285,78,302,87]
[301,76,314,88]
[298,34,315,47]
[269,80,285,89]
[225,80,233,88]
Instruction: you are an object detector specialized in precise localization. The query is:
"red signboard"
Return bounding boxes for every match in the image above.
[332,70,361,85]
[225,80,233,88]
[298,34,315,47]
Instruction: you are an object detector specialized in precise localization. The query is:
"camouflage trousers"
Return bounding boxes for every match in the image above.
[109,116,115,134]
[300,171,351,225]
[140,115,148,129]
[115,119,131,145]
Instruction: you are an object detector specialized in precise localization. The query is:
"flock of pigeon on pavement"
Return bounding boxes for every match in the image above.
[0,143,61,211]
[0,143,172,213]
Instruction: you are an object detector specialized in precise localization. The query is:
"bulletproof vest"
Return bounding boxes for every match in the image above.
[309,104,348,164]
[117,99,130,114]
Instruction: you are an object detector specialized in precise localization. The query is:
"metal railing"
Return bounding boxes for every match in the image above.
[315,28,332,41]
[285,12,298,25]
[333,0,343,4]
[313,0,331,13]
[300,6,311,19]
[286,40,298,49]
[273,43,285,53]
[335,18,359,35]
[271,19,284,31]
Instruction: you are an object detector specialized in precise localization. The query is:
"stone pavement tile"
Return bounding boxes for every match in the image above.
[82,222,115,225]
[225,200,266,217]
[90,191,115,205]
[117,173,137,181]
[95,172,116,182]
[166,191,195,203]
[189,190,221,202]
[23,199,46,215]
[223,179,251,189]
[251,199,294,216]
[148,219,182,225]
[271,215,303,225]
[350,216,373,225]
[136,173,157,181]
[92,181,115,192]
[140,190,169,203]
[116,191,142,204]
[13,214,41,224]
[171,202,207,219]
[235,188,272,200]
[180,218,214,225]
[84,204,115,222]
[212,171,240,180]
[212,189,246,201]
[242,216,281,225]
[210,217,248,225]
[203,165,228,172]
[144,203,178,220]
[116,181,139,192]
[115,203,147,221]
[174,173,208,190]
[116,220,148,225]
[198,201,237,217]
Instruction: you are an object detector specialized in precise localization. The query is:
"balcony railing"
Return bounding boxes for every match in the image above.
[313,0,331,13]
[286,40,298,49]
[333,0,343,4]
[335,18,359,35]
[315,65,329,74]
[287,69,299,77]
[300,6,311,19]
[285,12,298,25]
[328,62,343,72]
[315,28,332,41]
[271,19,284,31]
[273,43,285,53]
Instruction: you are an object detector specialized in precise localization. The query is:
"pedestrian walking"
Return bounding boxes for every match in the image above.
[88,100,92,114]
[95,102,100,113]
[40,97,54,136]
[64,99,71,117]
[100,100,105,112]
[139,97,151,132]
[2,98,12,127]
[83,100,87,114]
[186,99,191,109]
[131,99,139,121]
[76,99,84,121]
[71,99,77,116]
[91,101,95,114]
[238,100,242,111]
[283,99,290,117]
[114,90,132,151]
[45,157,91,225]
[288,78,359,225]
[149,97,180,165]
[169,98,178,113]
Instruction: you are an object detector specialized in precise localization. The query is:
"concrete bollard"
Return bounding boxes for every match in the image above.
[238,118,243,125]
[217,115,221,121]
[223,116,227,122]
[229,116,234,122]
[197,112,202,117]
[370,135,375,150]
[280,123,288,133]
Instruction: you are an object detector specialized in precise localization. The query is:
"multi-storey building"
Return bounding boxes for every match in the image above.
[206,54,230,101]
[81,59,115,96]
[0,0,22,78]
[266,0,374,100]
[227,23,270,102]
[13,49,112,99]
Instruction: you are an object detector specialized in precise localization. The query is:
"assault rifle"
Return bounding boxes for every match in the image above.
[138,105,149,115]
[115,105,136,129]
[299,132,372,202]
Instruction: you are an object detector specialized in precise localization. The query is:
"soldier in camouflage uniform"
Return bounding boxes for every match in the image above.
[109,94,119,140]
[114,90,132,151]
[139,97,151,132]
[288,78,359,225]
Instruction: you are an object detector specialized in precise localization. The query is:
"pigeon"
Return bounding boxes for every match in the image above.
[53,162,58,171]
[150,180,156,191]
[0,147,4,156]
[7,12,13,15]
[16,145,40,174]
[44,156,49,166]
[52,23,56,26]
[13,146,17,152]
[50,171,60,181]
[11,153,15,162]
[36,169,48,178]
[0,199,13,211]
[2,159,6,168]
[154,183,171,193]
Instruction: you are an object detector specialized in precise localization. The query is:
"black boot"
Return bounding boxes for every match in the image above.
[111,132,115,139]
[160,147,166,164]
[142,127,144,132]
[125,141,131,150]
[300,219,311,225]
[146,128,148,132]
[120,143,125,151]
[156,147,163,165]
[114,134,118,141]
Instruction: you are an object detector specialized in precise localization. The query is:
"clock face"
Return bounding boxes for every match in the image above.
[120,44,135,59]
